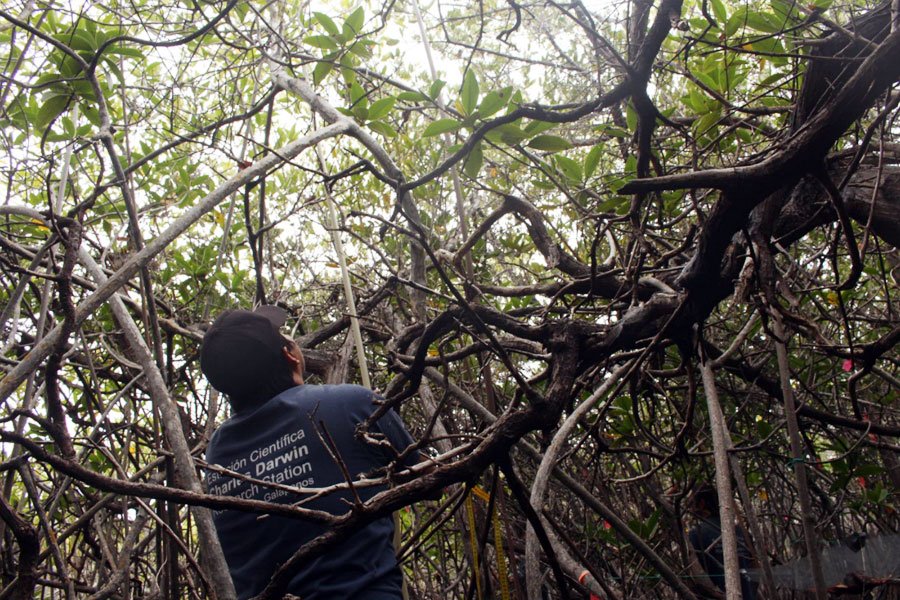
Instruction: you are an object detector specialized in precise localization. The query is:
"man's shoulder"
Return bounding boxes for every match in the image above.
[274,384,379,416]
[690,518,723,546]
[282,383,374,403]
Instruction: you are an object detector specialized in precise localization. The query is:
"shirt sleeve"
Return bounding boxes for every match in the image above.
[371,394,420,467]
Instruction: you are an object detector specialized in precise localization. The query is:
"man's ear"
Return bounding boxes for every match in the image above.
[282,345,301,366]
[282,344,305,385]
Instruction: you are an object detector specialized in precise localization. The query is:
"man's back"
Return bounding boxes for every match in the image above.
[689,516,758,600]
[206,384,415,599]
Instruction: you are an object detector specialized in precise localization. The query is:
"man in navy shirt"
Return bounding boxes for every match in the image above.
[201,307,417,599]
[688,484,758,600]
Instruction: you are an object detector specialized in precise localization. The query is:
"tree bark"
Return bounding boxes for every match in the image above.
[770,312,827,600]
[699,358,743,600]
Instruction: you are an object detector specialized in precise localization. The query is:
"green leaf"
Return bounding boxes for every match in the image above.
[304,35,339,50]
[64,29,96,53]
[70,80,96,101]
[694,111,720,136]
[624,155,637,176]
[554,155,582,182]
[428,79,446,100]
[82,103,101,126]
[710,0,728,27]
[728,64,748,90]
[340,53,358,73]
[855,464,884,477]
[743,10,782,33]
[36,94,70,130]
[829,473,851,492]
[367,97,395,121]
[348,40,373,59]
[499,125,528,145]
[312,59,334,85]
[460,70,479,115]
[830,458,849,474]
[103,57,125,85]
[352,105,369,121]
[601,196,631,215]
[751,37,788,65]
[769,0,798,20]
[594,123,629,138]
[462,142,483,178]
[104,45,144,59]
[477,90,508,119]
[484,121,528,145]
[527,135,572,152]
[523,119,555,136]
[683,87,703,112]
[694,70,720,93]
[584,145,603,179]
[423,118,460,137]
[397,91,427,102]
[368,120,397,137]
[344,7,365,36]
[341,66,358,86]
[56,54,84,78]
[725,12,743,36]
[348,82,367,106]
[532,179,556,191]
[313,12,340,36]
[630,509,662,539]
[865,483,889,504]
[758,72,786,87]
[625,102,637,131]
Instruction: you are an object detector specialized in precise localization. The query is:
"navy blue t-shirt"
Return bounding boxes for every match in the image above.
[689,516,758,600]
[205,384,417,600]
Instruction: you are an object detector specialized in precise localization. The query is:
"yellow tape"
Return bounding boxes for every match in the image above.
[492,502,510,600]
[470,485,510,600]
[471,485,491,503]
[466,492,483,600]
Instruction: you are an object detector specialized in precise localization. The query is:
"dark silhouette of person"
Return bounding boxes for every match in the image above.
[201,307,419,599]
[689,484,758,600]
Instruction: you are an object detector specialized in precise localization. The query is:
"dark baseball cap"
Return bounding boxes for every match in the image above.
[200,306,290,399]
